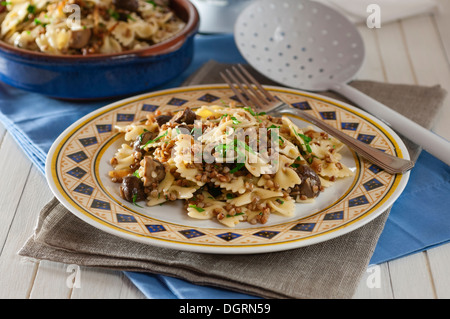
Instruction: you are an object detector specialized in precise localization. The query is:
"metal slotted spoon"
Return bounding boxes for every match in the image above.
[234,0,450,166]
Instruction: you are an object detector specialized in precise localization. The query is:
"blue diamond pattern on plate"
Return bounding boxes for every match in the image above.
[363,178,384,191]
[90,199,111,210]
[357,134,376,144]
[96,124,112,133]
[179,229,205,239]
[79,136,98,147]
[319,111,336,120]
[73,183,94,196]
[168,97,188,106]
[217,232,242,242]
[142,104,159,112]
[290,223,316,232]
[66,167,87,179]
[198,93,220,103]
[116,213,137,223]
[253,230,279,239]
[348,195,369,207]
[368,164,383,174]
[67,151,88,163]
[324,211,344,220]
[230,93,249,102]
[116,113,135,122]
[341,122,359,131]
[145,225,166,233]
[292,101,312,110]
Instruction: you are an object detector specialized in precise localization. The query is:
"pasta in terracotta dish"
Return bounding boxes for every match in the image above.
[0,0,185,55]
[109,104,354,227]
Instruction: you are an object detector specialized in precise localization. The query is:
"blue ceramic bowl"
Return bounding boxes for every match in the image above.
[0,0,199,100]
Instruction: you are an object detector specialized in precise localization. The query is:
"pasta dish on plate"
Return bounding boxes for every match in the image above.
[0,0,185,55]
[109,104,354,227]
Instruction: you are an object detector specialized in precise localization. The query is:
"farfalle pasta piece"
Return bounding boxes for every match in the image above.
[273,155,302,190]
[187,191,225,220]
[229,187,283,207]
[1,2,29,36]
[110,104,353,227]
[100,35,122,54]
[115,122,157,142]
[111,143,134,170]
[111,21,135,47]
[266,197,295,217]
[218,212,245,228]
[213,175,246,194]
[173,134,205,186]
[319,162,354,179]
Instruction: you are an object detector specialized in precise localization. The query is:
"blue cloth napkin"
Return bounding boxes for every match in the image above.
[1,34,449,299]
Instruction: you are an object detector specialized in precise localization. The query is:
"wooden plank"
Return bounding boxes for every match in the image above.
[71,267,145,299]
[401,14,450,140]
[389,253,436,298]
[427,243,450,298]
[432,0,450,70]
[30,261,73,298]
[355,25,386,82]
[0,134,33,247]
[353,264,393,299]
[0,165,53,298]
[400,12,450,299]
[374,21,416,85]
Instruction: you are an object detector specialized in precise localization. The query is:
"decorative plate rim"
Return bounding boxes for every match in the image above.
[45,84,410,254]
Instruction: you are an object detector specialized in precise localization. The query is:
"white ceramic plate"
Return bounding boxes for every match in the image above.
[45,84,410,254]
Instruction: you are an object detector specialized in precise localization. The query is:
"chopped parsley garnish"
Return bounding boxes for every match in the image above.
[226,193,235,200]
[1,1,11,6]
[108,9,120,20]
[191,126,202,136]
[236,140,256,155]
[220,114,241,125]
[132,170,140,178]
[138,129,148,142]
[140,130,168,149]
[132,194,143,208]
[34,18,44,26]
[276,198,284,205]
[229,162,245,174]
[294,131,312,153]
[189,204,205,212]
[243,107,266,122]
[146,0,156,7]
[27,4,36,14]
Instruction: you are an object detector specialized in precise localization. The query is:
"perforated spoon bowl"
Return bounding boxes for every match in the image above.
[234,0,450,166]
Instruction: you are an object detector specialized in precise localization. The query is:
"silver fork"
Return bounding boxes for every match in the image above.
[220,64,415,175]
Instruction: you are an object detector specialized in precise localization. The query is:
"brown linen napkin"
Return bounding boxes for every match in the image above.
[18,60,447,299]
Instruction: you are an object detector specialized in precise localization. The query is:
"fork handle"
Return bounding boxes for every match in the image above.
[278,108,415,174]
[333,83,450,167]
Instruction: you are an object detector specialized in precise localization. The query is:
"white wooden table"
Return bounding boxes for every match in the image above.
[1,5,450,299]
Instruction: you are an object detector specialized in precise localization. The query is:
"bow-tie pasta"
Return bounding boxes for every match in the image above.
[110,104,353,227]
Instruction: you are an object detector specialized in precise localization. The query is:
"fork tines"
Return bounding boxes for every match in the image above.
[220,64,276,109]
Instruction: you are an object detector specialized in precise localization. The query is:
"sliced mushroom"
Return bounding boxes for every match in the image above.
[133,130,158,152]
[171,107,197,125]
[155,114,173,127]
[113,0,139,12]
[140,156,166,187]
[154,0,170,6]
[292,164,321,198]
[69,28,92,49]
[120,175,146,202]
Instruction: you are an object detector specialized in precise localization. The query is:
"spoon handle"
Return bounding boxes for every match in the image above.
[332,83,450,166]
